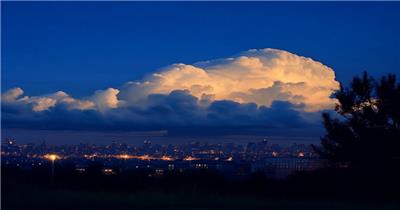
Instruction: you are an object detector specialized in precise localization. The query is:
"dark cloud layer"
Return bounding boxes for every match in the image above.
[2,90,322,136]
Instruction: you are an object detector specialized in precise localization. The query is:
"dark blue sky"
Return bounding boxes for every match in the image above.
[3,2,400,97]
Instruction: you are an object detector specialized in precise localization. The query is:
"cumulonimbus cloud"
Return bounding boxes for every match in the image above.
[1,48,339,134]
[119,48,339,111]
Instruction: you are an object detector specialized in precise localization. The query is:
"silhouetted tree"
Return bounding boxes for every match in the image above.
[313,72,400,169]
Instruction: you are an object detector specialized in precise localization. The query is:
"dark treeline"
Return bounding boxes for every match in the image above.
[314,71,400,169]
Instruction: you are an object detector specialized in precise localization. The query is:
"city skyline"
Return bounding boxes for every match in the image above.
[2,138,319,180]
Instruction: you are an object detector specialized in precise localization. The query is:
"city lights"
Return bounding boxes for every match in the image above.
[160,155,175,161]
[44,154,60,161]
[43,154,60,184]
[184,156,199,161]
[117,154,132,159]
[3,139,320,180]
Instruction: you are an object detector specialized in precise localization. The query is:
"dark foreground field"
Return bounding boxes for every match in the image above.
[3,165,400,210]
[4,189,399,210]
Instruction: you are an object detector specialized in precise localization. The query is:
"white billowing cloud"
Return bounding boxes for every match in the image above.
[1,88,95,112]
[1,87,26,103]
[43,91,96,111]
[29,97,58,112]
[91,88,122,112]
[119,48,339,111]
[2,48,339,114]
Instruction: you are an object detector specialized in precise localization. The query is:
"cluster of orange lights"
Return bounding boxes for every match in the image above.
[183,156,199,161]
[113,154,176,161]
[114,154,231,161]
[83,154,236,162]
[160,155,175,161]
[43,152,305,162]
[116,154,132,159]
[136,155,152,161]
[43,154,61,161]
[42,152,299,162]
[84,154,98,159]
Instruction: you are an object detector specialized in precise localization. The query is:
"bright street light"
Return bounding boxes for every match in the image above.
[44,154,60,184]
